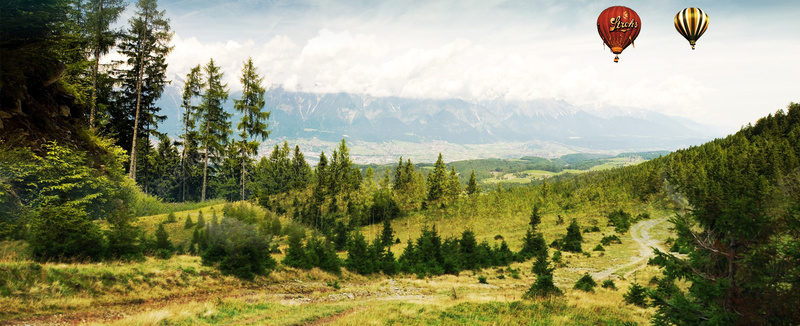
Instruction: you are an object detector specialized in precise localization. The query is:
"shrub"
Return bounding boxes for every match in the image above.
[602,279,617,290]
[165,212,177,223]
[184,214,194,229]
[600,235,622,246]
[573,273,597,292]
[607,209,632,233]
[28,205,106,262]
[154,223,173,252]
[561,219,583,253]
[624,282,649,307]
[202,218,277,280]
[477,275,488,284]
[551,250,562,264]
[593,244,605,251]
[525,251,562,298]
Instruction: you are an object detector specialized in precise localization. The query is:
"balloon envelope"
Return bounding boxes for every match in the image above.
[675,7,709,50]
[597,6,642,63]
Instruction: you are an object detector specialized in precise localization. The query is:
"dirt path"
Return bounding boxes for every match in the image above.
[591,217,667,280]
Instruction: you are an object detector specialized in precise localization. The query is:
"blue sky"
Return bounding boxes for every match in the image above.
[114,0,800,132]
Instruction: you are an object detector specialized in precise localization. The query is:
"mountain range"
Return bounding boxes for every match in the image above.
[157,85,721,163]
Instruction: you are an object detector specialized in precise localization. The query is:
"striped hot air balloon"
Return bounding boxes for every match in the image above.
[675,7,709,50]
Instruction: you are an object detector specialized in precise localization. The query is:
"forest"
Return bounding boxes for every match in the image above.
[1,1,799,325]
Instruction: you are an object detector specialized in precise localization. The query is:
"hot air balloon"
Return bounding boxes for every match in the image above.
[597,6,641,63]
[675,7,709,50]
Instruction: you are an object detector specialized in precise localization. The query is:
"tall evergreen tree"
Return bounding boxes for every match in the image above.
[447,166,461,201]
[427,153,448,202]
[466,170,479,195]
[234,58,270,200]
[198,58,230,201]
[116,0,172,181]
[180,65,203,202]
[84,0,126,129]
[290,145,311,190]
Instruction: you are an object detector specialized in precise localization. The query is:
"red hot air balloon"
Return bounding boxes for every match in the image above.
[597,6,641,63]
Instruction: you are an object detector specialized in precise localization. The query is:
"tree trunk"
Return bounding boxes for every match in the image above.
[89,0,103,130]
[202,119,209,202]
[129,13,149,181]
[241,143,246,201]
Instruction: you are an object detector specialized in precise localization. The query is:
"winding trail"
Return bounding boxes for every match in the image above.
[591,217,667,280]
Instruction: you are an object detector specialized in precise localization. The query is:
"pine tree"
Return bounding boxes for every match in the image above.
[84,0,126,129]
[427,153,448,202]
[466,170,479,195]
[198,58,230,201]
[116,0,172,181]
[234,58,269,200]
[180,64,203,202]
[525,249,562,298]
[154,223,172,251]
[290,145,310,190]
[380,219,395,248]
[447,166,461,201]
[562,218,583,253]
[529,204,542,231]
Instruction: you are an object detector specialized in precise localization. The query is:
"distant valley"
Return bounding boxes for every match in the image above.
[158,86,722,164]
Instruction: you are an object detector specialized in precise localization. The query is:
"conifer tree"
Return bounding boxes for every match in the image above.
[116,0,172,181]
[427,153,448,202]
[447,166,461,201]
[562,218,583,253]
[198,58,230,201]
[84,0,126,129]
[234,58,269,200]
[290,145,310,190]
[180,65,203,202]
[380,219,395,248]
[525,249,562,298]
[466,170,479,195]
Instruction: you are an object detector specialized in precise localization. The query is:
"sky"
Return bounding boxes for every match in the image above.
[116,0,800,133]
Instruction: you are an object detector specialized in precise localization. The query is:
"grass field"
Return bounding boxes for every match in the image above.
[1,199,673,325]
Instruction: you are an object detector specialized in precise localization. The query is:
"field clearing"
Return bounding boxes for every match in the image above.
[1,201,675,325]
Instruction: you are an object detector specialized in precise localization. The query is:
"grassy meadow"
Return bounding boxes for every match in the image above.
[1,197,674,325]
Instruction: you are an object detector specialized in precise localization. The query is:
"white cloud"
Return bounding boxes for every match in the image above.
[156,0,800,131]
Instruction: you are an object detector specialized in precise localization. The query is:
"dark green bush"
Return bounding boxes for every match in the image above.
[201,218,276,280]
[602,279,617,290]
[624,282,648,307]
[573,273,597,292]
[28,205,106,262]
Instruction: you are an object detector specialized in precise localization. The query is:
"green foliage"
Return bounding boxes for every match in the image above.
[573,273,597,292]
[560,218,583,253]
[466,170,479,195]
[201,218,276,280]
[477,275,488,284]
[600,235,622,246]
[197,58,231,201]
[165,212,177,223]
[345,231,375,274]
[517,228,546,261]
[427,153,448,202]
[525,250,562,298]
[648,104,800,325]
[184,214,194,229]
[607,209,632,233]
[281,226,308,269]
[624,282,648,308]
[154,223,173,252]
[593,244,605,251]
[234,57,270,201]
[602,279,617,290]
[28,205,106,262]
